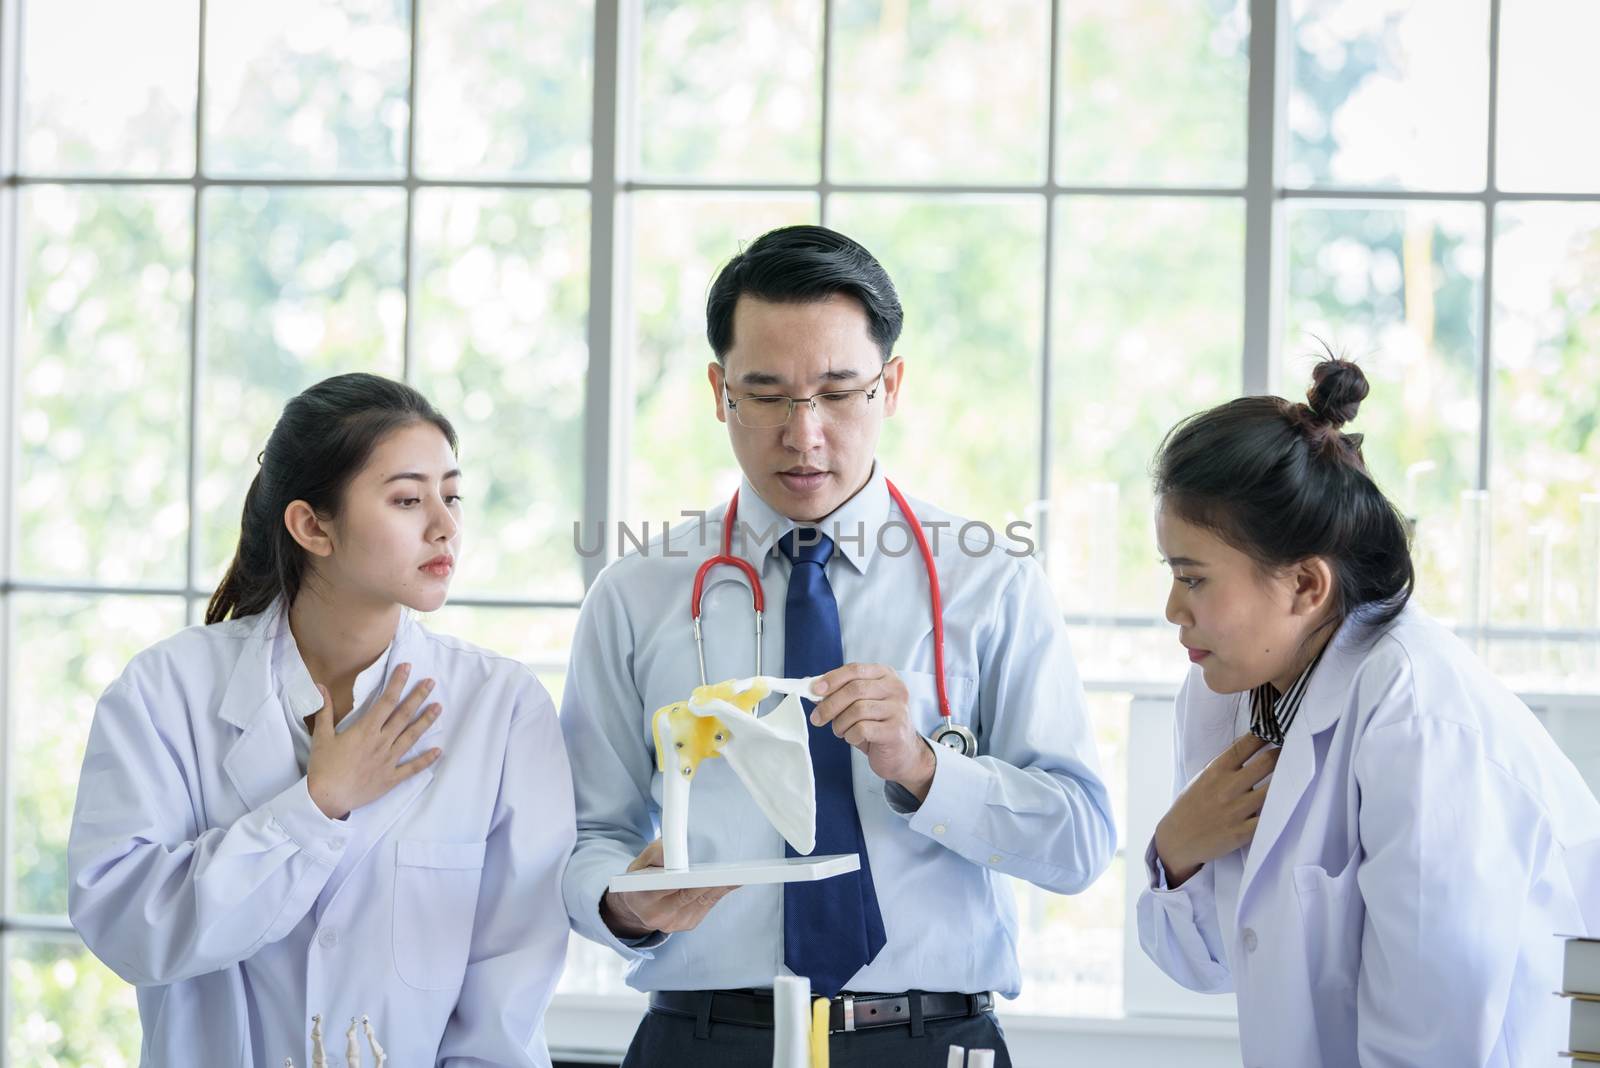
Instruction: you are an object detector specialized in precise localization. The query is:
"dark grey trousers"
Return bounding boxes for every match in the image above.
[619,1002,1013,1068]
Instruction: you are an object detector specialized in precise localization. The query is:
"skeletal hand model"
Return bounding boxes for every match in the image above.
[284,1014,386,1067]
[653,675,825,869]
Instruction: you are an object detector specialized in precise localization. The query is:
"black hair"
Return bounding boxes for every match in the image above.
[705,224,904,362]
[1152,354,1414,631]
[205,373,458,625]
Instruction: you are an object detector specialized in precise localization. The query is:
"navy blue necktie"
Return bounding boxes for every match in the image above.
[779,529,887,997]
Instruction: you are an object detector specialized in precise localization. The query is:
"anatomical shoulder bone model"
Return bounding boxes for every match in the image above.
[608,676,862,891]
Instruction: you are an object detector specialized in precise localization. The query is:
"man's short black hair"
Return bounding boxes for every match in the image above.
[705,224,904,364]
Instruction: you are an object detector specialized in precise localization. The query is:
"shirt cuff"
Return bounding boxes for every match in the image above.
[1146,838,1173,890]
[602,884,670,951]
[265,777,351,864]
[1144,836,1208,901]
[620,929,669,951]
[898,739,989,844]
[584,871,669,961]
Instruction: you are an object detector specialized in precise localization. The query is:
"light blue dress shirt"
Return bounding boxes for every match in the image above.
[560,466,1117,997]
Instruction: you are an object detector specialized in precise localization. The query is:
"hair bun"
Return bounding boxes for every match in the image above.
[1306,357,1369,429]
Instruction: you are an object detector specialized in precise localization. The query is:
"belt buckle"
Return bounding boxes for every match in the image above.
[841,994,856,1033]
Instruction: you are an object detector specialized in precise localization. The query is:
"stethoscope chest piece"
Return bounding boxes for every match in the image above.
[929,720,977,757]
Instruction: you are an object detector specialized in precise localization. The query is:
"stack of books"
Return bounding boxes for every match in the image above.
[1563,936,1600,1062]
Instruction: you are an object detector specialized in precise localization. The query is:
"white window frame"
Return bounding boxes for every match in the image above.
[3,1,1599,1064]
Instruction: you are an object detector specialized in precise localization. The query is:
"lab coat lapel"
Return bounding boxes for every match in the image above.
[1236,716,1318,909]
[218,610,303,814]
[320,761,436,914]
[317,615,443,909]
[1236,625,1358,911]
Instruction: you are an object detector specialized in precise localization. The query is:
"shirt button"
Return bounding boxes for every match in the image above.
[318,928,339,949]
[1242,928,1259,953]
[932,823,947,836]
[326,837,343,853]
[988,854,1002,865]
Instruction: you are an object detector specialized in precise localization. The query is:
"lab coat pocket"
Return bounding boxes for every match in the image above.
[393,839,487,991]
[1293,859,1364,1024]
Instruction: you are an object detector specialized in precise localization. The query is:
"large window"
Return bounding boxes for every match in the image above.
[4,1,1599,1063]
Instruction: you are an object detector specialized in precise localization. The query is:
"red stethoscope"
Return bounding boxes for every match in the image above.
[689,480,978,756]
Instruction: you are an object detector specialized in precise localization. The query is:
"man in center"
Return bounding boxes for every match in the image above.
[561,224,1116,1066]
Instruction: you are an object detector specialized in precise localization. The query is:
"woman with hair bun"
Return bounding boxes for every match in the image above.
[1137,357,1600,1067]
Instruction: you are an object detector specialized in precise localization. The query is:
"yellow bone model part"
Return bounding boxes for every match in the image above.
[811,997,830,1067]
[651,679,772,777]
[692,677,770,712]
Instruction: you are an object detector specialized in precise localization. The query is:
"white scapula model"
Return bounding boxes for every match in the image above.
[653,675,824,870]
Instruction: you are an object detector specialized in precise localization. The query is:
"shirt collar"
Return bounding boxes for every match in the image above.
[272,606,401,726]
[729,464,892,577]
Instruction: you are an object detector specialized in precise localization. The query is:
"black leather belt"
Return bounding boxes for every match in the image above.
[648,988,995,1035]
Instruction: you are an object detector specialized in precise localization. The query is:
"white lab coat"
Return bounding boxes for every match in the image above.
[67,603,575,1067]
[1138,607,1600,1068]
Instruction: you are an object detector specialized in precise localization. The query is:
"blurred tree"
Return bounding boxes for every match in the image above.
[5,939,142,1068]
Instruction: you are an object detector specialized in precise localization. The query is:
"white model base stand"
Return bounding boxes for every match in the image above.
[609,853,859,893]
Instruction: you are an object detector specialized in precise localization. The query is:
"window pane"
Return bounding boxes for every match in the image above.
[419,605,576,704]
[635,0,821,182]
[1286,0,1488,191]
[4,935,140,1067]
[1282,202,1483,623]
[626,194,818,530]
[830,0,1049,184]
[199,187,406,585]
[1049,197,1244,622]
[20,0,198,176]
[9,595,184,916]
[203,0,411,177]
[1011,855,1125,1016]
[1056,0,1249,187]
[557,932,631,996]
[17,187,192,584]
[414,0,593,179]
[1490,205,1600,647]
[1541,706,1600,798]
[412,190,589,599]
[1069,622,1189,691]
[828,194,1044,528]
[1497,2,1600,193]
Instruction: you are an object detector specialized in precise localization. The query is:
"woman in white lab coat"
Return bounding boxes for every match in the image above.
[1137,358,1600,1068]
[68,373,575,1066]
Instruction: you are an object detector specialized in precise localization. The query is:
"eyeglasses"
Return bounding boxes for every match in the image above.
[723,368,888,429]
